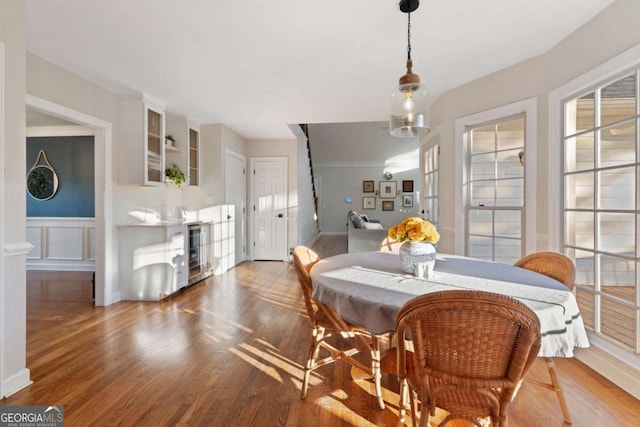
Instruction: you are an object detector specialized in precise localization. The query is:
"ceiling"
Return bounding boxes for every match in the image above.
[26,0,616,139]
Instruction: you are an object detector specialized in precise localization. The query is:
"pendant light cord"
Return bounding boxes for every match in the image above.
[407,11,412,61]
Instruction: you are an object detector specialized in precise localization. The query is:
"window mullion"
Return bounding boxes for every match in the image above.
[595,86,601,291]
[636,70,640,353]
[593,87,602,335]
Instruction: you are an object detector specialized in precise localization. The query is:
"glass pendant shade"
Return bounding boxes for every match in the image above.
[390,80,429,138]
[390,0,429,138]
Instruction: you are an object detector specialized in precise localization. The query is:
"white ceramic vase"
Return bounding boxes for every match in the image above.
[399,241,436,276]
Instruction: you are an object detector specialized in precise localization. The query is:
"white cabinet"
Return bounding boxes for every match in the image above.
[118,224,186,301]
[168,225,188,290]
[118,94,166,185]
[166,117,200,188]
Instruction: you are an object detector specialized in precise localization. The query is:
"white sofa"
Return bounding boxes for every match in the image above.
[347,211,389,253]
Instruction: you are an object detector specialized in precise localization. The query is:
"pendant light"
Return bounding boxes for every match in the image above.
[390,0,429,137]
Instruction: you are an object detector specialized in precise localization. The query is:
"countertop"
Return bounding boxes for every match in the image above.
[118,219,214,228]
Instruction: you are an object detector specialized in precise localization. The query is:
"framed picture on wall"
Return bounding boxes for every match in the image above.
[402,180,414,192]
[402,194,413,207]
[382,200,394,211]
[379,181,397,198]
[363,196,376,210]
[363,180,375,193]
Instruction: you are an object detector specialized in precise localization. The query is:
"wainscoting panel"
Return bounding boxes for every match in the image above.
[47,226,84,260]
[27,217,95,271]
[26,226,42,260]
[87,226,96,261]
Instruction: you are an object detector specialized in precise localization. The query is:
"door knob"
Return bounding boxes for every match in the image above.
[277,213,283,218]
[227,215,232,220]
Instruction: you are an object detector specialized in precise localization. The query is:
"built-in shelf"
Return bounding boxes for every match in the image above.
[165,144,181,153]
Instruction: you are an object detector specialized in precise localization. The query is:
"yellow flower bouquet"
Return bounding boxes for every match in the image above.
[388,217,440,244]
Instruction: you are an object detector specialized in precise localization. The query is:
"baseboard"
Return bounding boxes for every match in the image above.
[111,292,121,304]
[575,341,640,400]
[27,262,94,272]
[306,233,321,248]
[1,368,31,399]
[319,231,347,236]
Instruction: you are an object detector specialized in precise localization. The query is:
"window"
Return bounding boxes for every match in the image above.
[422,136,439,228]
[563,72,639,353]
[465,115,525,264]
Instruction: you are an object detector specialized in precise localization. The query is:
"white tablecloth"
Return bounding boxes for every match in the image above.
[311,251,590,358]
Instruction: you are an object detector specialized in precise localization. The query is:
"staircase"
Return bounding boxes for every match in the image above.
[300,124,320,230]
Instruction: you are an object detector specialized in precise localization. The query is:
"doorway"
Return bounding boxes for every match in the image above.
[25,95,113,306]
[225,149,246,266]
[251,157,288,261]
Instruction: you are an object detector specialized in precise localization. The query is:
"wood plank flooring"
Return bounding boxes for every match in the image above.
[2,236,640,426]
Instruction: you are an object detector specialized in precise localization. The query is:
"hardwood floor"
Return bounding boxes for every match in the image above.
[2,236,640,426]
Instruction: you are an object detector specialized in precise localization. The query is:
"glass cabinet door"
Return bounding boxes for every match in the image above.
[147,108,163,183]
[189,127,199,186]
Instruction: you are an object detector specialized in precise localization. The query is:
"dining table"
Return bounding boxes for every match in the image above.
[310,251,590,358]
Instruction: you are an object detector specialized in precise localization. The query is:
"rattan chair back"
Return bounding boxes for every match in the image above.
[514,251,576,290]
[396,290,541,427]
[292,245,320,320]
[293,246,353,331]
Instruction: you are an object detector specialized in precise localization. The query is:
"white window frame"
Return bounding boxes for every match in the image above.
[454,98,538,255]
[549,43,640,375]
[420,128,440,227]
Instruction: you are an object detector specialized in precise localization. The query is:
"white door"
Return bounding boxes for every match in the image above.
[252,157,288,261]
[225,150,246,266]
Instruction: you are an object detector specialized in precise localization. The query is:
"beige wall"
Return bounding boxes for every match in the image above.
[197,123,247,208]
[27,54,117,126]
[431,0,640,252]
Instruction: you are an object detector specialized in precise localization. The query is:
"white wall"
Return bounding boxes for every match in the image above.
[0,0,31,398]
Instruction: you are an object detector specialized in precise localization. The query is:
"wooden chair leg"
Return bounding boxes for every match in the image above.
[525,358,572,424]
[409,386,419,427]
[397,379,409,427]
[301,338,317,399]
[370,336,385,410]
[545,358,572,424]
[301,327,325,399]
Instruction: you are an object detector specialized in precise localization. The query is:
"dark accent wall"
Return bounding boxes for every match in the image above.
[27,136,95,217]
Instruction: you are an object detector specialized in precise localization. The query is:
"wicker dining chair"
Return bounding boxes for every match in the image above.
[384,290,541,427]
[514,251,576,423]
[514,251,576,290]
[292,245,385,410]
